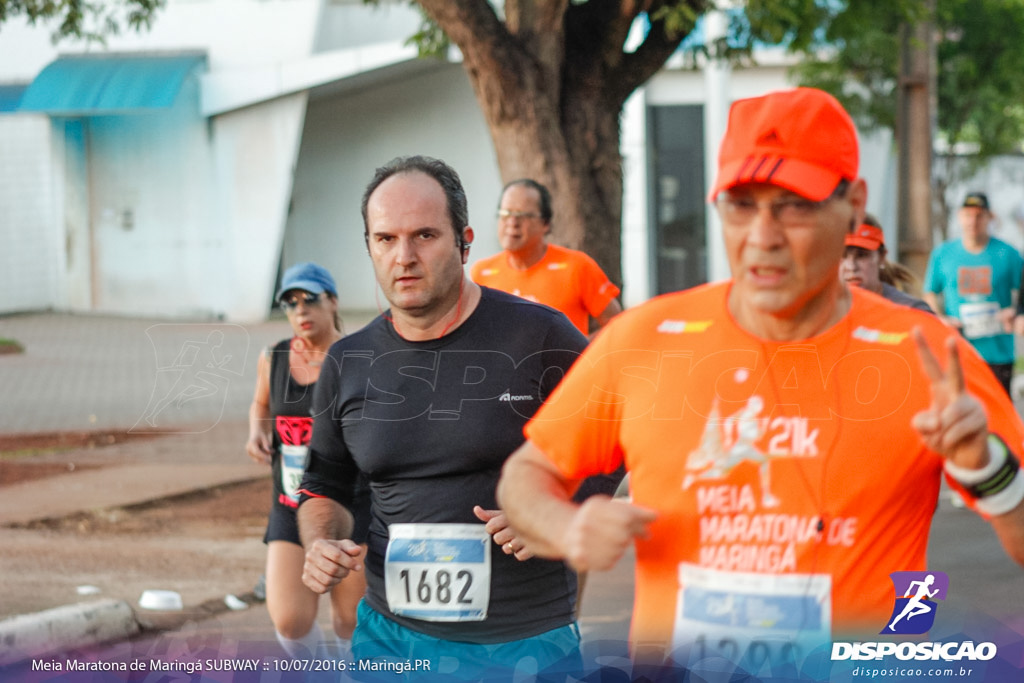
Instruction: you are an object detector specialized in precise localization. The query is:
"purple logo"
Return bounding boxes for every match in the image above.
[881,571,949,635]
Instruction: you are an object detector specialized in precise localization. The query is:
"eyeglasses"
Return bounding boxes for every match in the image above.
[497,209,542,221]
[279,292,322,312]
[715,180,850,226]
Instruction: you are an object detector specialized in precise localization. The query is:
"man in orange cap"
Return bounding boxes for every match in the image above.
[840,215,932,312]
[497,88,1024,668]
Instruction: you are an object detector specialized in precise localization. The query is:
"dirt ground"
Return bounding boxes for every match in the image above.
[0,431,271,620]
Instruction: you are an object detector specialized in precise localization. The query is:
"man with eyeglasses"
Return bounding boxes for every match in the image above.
[471,179,622,336]
[496,88,1024,670]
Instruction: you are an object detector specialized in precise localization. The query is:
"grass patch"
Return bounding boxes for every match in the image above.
[0,337,24,354]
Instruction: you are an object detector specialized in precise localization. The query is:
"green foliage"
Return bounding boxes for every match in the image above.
[790,0,1024,160]
[406,3,449,59]
[650,2,701,40]
[935,0,1024,157]
[0,0,163,44]
[741,0,833,51]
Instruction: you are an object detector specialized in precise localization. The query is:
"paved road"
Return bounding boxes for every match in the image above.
[0,313,294,434]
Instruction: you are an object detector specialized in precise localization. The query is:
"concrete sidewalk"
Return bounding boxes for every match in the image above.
[0,432,265,527]
[0,311,375,665]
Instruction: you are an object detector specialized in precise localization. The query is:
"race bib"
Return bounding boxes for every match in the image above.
[672,564,831,675]
[280,444,308,503]
[384,524,491,622]
[959,302,1002,339]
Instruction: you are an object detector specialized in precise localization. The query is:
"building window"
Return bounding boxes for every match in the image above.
[648,104,707,295]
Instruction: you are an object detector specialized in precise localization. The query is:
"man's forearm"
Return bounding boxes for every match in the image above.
[990,501,1024,567]
[297,497,354,548]
[497,447,579,559]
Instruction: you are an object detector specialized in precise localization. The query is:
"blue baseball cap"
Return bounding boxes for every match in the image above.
[276,262,337,301]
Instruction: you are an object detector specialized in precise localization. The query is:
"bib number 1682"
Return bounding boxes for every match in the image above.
[384,524,491,621]
[399,568,474,605]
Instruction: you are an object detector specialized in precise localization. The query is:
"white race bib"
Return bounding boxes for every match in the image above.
[384,523,491,622]
[280,444,308,503]
[672,564,831,675]
[959,301,1002,339]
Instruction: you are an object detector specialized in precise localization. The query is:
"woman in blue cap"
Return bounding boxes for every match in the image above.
[245,262,368,658]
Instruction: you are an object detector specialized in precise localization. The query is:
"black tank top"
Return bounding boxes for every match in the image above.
[268,338,316,508]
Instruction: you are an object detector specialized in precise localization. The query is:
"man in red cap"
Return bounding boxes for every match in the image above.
[840,215,932,312]
[497,88,1024,668]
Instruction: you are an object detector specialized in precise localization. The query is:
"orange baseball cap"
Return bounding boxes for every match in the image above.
[709,87,859,202]
[845,223,884,251]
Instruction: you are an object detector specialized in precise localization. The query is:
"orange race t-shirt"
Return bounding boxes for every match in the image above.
[471,244,620,334]
[525,281,1024,657]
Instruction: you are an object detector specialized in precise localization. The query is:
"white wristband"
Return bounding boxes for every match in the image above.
[943,435,1007,485]
[975,470,1024,517]
[944,436,1024,516]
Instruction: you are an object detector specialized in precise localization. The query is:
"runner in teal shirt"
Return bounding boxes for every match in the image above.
[923,192,1024,394]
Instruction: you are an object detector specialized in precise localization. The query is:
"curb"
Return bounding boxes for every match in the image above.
[0,591,264,668]
[0,599,139,666]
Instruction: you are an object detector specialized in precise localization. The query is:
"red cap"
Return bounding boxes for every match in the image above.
[845,223,884,251]
[709,88,859,202]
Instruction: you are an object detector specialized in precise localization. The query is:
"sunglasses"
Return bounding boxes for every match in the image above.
[279,292,323,311]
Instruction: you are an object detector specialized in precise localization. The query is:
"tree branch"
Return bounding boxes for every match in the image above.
[416,0,566,123]
[415,0,509,63]
[607,1,696,106]
[502,0,568,91]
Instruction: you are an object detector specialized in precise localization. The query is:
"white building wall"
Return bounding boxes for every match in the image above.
[214,92,310,320]
[78,84,309,321]
[0,0,323,321]
[0,115,62,313]
[620,90,650,308]
[55,118,91,310]
[314,0,422,52]
[282,64,500,313]
[83,76,209,316]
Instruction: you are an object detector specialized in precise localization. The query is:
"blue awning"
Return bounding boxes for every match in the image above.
[0,84,28,112]
[18,53,206,115]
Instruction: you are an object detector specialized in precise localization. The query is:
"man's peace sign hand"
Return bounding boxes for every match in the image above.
[911,328,990,470]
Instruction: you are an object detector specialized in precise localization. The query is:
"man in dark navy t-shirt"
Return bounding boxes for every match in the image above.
[297,156,589,677]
